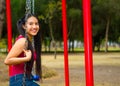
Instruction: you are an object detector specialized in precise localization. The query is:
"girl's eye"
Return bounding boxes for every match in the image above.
[26,22,39,26]
[29,22,33,25]
[28,22,38,25]
[35,23,39,25]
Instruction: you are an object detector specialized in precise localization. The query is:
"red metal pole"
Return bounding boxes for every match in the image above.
[82,0,94,86]
[62,0,69,86]
[6,0,12,76]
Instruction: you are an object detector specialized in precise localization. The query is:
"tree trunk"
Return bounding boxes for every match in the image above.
[49,19,57,59]
[105,17,110,52]
[72,41,74,52]
[97,42,100,51]
[0,0,5,39]
[68,19,73,37]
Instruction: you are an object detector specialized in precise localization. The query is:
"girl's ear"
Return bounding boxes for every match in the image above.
[22,25,26,30]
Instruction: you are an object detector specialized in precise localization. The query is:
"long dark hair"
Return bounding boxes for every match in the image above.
[17,13,42,78]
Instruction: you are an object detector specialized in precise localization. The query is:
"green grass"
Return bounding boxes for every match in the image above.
[0,39,7,48]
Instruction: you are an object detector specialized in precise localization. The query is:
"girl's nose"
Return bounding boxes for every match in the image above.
[33,24,37,28]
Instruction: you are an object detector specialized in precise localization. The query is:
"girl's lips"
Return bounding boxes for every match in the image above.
[31,29,38,33]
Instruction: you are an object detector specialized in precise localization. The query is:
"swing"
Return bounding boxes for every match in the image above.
[24,0,40,82]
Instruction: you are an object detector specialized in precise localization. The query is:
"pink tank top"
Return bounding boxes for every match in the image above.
[10,35,36,77]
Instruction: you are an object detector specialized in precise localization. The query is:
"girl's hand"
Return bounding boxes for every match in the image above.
[23,49,32,61]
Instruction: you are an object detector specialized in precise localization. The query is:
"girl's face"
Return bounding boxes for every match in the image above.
[24,16,40,37]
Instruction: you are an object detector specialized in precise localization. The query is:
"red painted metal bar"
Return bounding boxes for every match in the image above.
[6,0,12,76]
[82,0,94,86]
[62,0,69,86]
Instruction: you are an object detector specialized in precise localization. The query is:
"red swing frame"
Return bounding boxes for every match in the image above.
[6,0,94,86]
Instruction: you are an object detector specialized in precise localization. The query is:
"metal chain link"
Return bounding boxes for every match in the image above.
[22,32,28,86]
[26,0,31,14]
[25,0,34,14]
[22,0,35,85]
[32,0,35,14]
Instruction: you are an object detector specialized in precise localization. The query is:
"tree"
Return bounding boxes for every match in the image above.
[67,8,82,51]
[0,0,5,39]
[67,0,83,52]
[11,0,25,39]
[39,0,62,58]
[92,0,120,52]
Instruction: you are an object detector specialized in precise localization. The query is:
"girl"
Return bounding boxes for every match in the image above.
[4,13,42,86]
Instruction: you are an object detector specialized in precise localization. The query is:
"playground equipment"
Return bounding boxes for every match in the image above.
[82,0,94,85]
[6,0,12,76]
[6,0,94,86]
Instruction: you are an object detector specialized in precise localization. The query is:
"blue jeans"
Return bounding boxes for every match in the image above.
[10,74,40,86]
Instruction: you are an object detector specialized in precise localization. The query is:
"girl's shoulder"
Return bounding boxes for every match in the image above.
[15,35,26,45]
[16,35,25,41]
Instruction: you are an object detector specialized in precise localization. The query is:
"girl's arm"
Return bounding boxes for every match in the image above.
[4,38,32,65]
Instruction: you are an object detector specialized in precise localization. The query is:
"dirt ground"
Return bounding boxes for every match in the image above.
[40,52,120,86]
[40,66,120,86]
[0,52,120,86]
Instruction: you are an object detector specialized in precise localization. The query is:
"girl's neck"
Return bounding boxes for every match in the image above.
[27,34,35,51]
[27,34,33,42]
